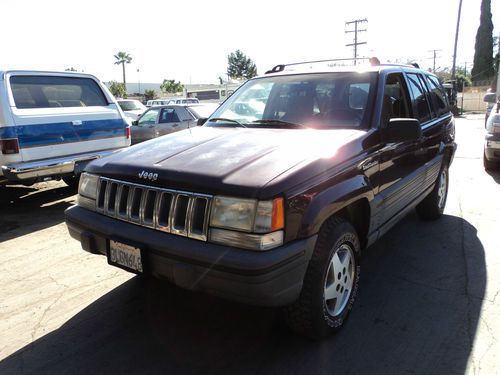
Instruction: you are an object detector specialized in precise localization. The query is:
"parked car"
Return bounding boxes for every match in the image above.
[484,101,500,170]
[165,97,199,105]
[130,103,218,144]
[483,92,497,127]
[117,99,147,121]
[0,70,131,187]
[65,61,456,339]
[145,99,169,107]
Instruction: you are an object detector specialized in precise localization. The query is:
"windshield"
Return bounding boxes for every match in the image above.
[119,100,146,111]
[206,72,377,129]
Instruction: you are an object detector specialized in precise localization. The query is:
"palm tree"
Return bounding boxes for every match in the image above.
[114,52,132,86]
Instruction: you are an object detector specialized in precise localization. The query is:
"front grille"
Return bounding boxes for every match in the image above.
[96,177,211,241]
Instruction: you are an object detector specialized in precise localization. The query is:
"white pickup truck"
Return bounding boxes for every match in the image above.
[0,70,131,187]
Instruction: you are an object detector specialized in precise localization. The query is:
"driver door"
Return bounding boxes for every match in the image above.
[131,108,160,144]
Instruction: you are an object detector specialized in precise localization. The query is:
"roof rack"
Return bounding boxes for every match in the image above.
[264,57,370,74]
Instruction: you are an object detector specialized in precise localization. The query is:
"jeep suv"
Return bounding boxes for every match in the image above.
[65,61,456,339]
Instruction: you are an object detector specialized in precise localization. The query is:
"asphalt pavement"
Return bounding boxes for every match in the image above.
[0,114,499,375]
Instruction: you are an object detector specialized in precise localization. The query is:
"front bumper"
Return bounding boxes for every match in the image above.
[485,133,500,162]
[65,205,317,307]
[1,148,125,181]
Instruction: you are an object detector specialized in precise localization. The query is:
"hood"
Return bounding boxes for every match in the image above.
[87,126,365,196]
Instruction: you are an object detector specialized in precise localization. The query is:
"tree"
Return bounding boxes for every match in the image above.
[65,67,77,72]
[108,81,127,99]
[160,79,184,94]
[471,0,494,82]
[227,50,257,80]
[114,51,132,87]
[144,89,157,102]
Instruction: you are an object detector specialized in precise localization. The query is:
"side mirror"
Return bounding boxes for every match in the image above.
[484,93,497,103]
[132,120,139,126]
[197,118,208,126]
[381,118,421,143]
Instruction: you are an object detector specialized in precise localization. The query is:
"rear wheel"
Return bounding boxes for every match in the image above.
[416,165,448,220]
[284,217,360,339]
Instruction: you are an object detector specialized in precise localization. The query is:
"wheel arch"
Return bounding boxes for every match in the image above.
[297,175,374,249]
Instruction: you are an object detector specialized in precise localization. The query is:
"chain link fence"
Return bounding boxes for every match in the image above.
[458,86,490,112]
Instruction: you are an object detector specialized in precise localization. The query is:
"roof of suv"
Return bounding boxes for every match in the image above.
[260,62,424,78]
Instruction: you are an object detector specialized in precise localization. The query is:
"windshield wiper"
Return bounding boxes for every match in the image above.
[251,119,308,129]
[208,118,247,128]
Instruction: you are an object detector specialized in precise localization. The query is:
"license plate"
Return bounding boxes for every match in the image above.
[108,240,143,273]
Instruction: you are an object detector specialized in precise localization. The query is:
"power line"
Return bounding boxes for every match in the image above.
[428,49,442,73]
[345,19,368,66]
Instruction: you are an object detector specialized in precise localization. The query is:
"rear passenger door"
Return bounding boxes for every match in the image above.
[405,72,450,184]
[175,107,196,128]
[157,107,182,136]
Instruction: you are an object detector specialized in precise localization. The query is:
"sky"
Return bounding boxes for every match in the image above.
[1,0,499,84]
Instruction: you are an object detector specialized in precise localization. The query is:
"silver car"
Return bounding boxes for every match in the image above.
[131,103,219,144]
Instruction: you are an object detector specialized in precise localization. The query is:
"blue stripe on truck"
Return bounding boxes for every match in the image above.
[0,119,127,148]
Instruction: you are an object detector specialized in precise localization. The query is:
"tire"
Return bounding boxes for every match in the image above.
[416,165,448,220]
[284,216,360,339]
[62,176,80,190]
[483,151,498,171]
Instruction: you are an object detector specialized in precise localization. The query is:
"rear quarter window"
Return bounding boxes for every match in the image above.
[10,76,109,109]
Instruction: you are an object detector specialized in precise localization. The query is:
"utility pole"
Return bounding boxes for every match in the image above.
[429,49,442,73]
[451,0,463,80]
[345,19,367,66]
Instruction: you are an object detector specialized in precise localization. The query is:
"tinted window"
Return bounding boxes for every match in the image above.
[159,108,180,123]
[175,107,194,121]
[406,73,432,123]
[425,75,449,116]
[10,76,108,109]
[381,73,411,126]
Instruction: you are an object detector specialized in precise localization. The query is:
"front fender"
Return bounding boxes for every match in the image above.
[292,174,374,239]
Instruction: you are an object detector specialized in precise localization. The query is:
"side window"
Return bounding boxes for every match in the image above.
[159,108,180,123]
[381,73,411,126]
[138,109,159,125]
[406,73,432,123]
[426,75,449,116]
[176,107,194,121]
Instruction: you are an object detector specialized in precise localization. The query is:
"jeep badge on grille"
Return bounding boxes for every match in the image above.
[138,170,158,181]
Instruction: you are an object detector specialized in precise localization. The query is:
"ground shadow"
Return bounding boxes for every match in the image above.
[0,183,76,242]
[485,169,500,184]
[0,213,486,374]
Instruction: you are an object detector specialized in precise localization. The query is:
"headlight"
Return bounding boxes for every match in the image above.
[78,173,99,200]
[209,196,285,250]
[210,196,257,231]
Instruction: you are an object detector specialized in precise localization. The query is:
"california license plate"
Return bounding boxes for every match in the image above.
[108,240,143,273]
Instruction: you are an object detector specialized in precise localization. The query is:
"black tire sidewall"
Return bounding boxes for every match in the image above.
[310,220,361,334]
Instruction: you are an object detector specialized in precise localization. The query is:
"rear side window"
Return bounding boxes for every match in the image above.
[425,75,449,116]
[406,73,432,123]
[10,76,108,109]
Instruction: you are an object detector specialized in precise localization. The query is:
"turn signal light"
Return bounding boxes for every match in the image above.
[0,139,20,154]
[271,198,285,231]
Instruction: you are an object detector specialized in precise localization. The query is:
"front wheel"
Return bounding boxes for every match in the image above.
[284,217,360,339]
[416,165,448,220]
[62,176,80,190]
